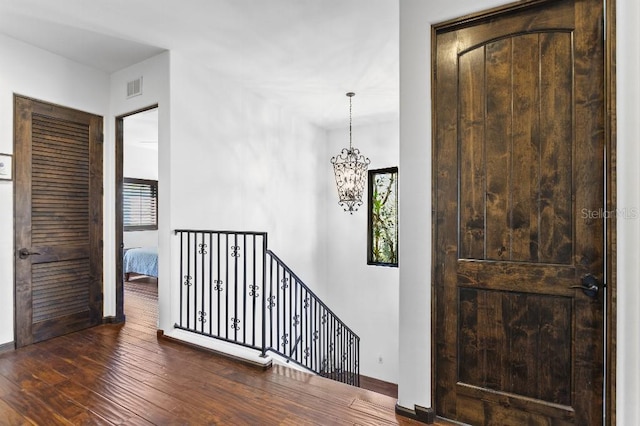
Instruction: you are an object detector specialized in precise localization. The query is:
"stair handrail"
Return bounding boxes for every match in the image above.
[265,249,360,340]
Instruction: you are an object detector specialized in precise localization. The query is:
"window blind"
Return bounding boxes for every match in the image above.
[123,178,158,231]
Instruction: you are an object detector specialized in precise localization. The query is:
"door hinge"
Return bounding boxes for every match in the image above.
[97,133,104,143]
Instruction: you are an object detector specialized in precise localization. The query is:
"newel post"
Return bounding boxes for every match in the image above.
[260,233,268,357]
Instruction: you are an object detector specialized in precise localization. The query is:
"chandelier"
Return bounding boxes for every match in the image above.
[331,92,370,213]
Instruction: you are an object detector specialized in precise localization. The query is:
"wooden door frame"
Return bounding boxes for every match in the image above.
[430,0,617,424]
[115,104,158,323]
[604,1,616,424]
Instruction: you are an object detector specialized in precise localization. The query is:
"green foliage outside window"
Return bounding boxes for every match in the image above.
[368,167,398,266]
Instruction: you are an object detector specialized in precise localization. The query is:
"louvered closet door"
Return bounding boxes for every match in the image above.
[14,96,103,347]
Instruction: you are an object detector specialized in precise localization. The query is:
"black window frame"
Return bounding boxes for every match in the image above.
[123,177,158,231]
[367,167,399,267]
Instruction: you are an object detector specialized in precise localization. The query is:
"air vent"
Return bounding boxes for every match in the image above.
[126,77,143,98]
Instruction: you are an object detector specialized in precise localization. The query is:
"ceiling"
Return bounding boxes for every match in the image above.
[0,0,399,129]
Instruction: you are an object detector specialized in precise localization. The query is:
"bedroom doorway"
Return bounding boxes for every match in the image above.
[115,105,159,322]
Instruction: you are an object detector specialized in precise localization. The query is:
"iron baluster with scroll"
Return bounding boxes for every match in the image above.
[265,249,360,386]
[174,229,360,386]
[176,230,267,354]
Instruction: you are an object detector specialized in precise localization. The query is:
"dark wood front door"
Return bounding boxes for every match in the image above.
[14,96,103,347]
[433,0,605,424]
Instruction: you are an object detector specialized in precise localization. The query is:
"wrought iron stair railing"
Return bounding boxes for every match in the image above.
[174,229,360,387]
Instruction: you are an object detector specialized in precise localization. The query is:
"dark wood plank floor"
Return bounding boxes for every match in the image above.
[0,276,433,425]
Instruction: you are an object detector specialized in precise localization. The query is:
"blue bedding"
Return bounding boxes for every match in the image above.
[124,247,158,278]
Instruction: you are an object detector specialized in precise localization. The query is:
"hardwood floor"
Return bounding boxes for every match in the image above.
[0,277,431,425]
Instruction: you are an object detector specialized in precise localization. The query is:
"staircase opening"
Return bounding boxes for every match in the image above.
[173,229,360,387]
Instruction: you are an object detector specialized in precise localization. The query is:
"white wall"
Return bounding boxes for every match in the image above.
[399,0,640,421]
[616,0,640,423]
[124,144,158,180]
[0,34,109,346]
[325,119,399,383]
[123,231,158,249]
[163,51,328,331]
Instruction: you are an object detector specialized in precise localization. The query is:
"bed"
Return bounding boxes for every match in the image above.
[124,247,158,280]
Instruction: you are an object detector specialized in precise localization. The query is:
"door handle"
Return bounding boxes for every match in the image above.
[569,274,600,298]
[18,248,41,259]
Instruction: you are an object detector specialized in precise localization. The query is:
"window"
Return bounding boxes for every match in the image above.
[123,178,158,231]
[368,167,398,266]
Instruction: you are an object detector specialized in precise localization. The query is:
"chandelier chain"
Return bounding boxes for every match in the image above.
[349,95,353,150]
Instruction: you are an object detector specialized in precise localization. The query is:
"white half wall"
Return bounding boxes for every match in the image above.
[0,34,109,346]
[325,119,400,383]
[399,0,640,421]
